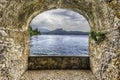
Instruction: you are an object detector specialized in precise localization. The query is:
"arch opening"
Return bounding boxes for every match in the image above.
[29,8,90,57]
[28,9,91,70]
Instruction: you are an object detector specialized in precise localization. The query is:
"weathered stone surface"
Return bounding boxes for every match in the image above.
[20,70,96,80]
[28,56,90,70]
[0,0,120,80]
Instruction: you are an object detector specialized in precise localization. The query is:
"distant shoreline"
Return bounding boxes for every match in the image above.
[29,54,89,57]
[41,34,89,35]
[31,34,89,37]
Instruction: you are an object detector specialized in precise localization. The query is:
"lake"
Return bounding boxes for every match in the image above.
[30,35,89,56]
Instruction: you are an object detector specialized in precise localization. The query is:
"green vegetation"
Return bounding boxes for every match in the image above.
[29,27,41,36]
[90,30,105,44]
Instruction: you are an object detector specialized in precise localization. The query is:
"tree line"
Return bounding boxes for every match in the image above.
[29,26,41,36]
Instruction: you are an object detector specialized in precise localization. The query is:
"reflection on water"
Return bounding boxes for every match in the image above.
[30,35,89,56]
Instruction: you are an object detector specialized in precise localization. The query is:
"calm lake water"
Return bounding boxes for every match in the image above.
[30,35,89,56]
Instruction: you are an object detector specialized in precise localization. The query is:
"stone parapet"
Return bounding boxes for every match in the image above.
[28,56,90,70]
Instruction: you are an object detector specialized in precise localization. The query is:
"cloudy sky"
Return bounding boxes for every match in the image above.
[30,8,90,32]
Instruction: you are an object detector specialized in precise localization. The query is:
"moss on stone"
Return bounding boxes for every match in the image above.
[18,4,35,22]
[18,2,44,22]
[114,12,120,19]
[108,0,120,19]
[90,30,105,44]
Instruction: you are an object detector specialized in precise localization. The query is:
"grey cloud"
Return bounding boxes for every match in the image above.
[30,8,90,32]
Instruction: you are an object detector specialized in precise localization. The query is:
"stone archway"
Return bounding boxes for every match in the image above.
[0,0,119,80]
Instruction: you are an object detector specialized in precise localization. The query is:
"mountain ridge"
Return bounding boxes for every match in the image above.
[40,28,89,35]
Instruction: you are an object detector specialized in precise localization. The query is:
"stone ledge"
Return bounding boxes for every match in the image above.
[20,70,96,80]
[28,56,90,70]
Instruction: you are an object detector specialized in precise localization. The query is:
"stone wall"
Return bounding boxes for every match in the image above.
[28,56,90,70]
[0,0,120,80]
